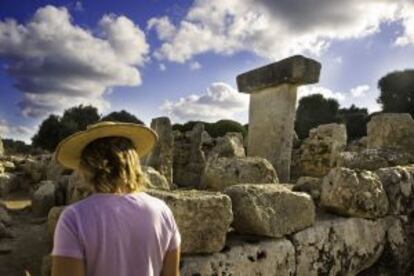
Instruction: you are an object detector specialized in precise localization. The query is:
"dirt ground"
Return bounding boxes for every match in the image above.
[0,194,49,276]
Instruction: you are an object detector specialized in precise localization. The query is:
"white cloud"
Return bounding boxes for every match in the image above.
[148,0,413,63]
[350,85,370,98]
[159,63,167,71]
[298,85,346,102]
[189,61,202,70]
[394,1,414,46]
[0,119,34,143]
[0,5,149,118]
[160,82,249,122]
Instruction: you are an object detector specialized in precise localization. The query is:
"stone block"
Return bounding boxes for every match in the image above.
[237,55,321,93]
[292,215,386,276]
[142,166,170,190]
[367,113,414,155]
[320,168,389,218]
[376,165,414,215]
[147,189,233,253]
[32,180,56,217]
[224,184,315,238]
[201,156,278,191]
[181,235,295,275]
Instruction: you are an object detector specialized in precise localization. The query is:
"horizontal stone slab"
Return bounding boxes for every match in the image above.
[224,184,315,238]
[181,235,295,275]
[237,55,321,93]
[292,214,386,276]
[147,189,233,253]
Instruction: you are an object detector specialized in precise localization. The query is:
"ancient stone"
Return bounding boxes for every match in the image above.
[0,138,3,157]
[367,113,414,155]
[181,235,295,275]
[0,204,11,226]
[0,221,13,239]
[293,176,322,203]
[376,165,414,215]
[224,184,315,238]
[173,123,206,187]
[292,214,386,276]
[205,132,246,159]
[144,117,173,185]
[66,171,92,204]
[41,255,52,276]
[237,55,321,182]
[142,166,170,190]
[1,161,15,173]
[147,189,233,253]
[46,155,71,182]
[320,168,389,218]
[0,173,18,197]
[360,215,413,276]
[48,206,65,240]
[292,123,347,178]
[337,149,414,171]
[32,180,56,217]
[201,156,278,191]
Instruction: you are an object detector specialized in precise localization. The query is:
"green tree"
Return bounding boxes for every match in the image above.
[101,110,143,124]
[31,105,100,151]
[338,105,368,141]
[378,70,414,117]
[60,105,100,138]
[173,119,246,138]
[32,114,63,151]
[295,94,340,139]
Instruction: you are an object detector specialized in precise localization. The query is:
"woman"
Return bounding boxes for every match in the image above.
[51,121,181,276]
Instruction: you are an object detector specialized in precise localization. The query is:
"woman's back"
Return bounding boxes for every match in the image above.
[52,192,180,276]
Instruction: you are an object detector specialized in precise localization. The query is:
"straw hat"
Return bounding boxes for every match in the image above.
[54,121,158,170]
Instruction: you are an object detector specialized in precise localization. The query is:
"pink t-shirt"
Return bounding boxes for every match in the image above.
[52,192,181,276]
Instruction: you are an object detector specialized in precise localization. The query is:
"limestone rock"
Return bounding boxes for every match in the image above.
[376,165,414,215]
[360,216,413,276]
[292,215,386,276]
[144,117,173,184]
[142,166,170,190]
[66,172,92,204]
[181,236,295,275]
[41,255,52,276]
[293,176,322,203]
[0,204,11,226]
[320,168,389,218]
[147,189,233,253]
[48,206,65,240]
[201,156,278,191]
[0,173,18,197]
[0,138,3,157]
[367,113,414,155]
[1,161,15,173]
[337,149,414,171]
[205,132,246,159]
[173,123,206,187]
[224,184,315,238]
[32,180,56,217]
[292,123,347,178]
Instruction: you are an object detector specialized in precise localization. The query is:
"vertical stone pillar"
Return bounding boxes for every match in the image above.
[237,55,321,182]
[144,117,174,185]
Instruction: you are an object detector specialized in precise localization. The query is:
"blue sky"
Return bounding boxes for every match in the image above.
[1,0,414,143]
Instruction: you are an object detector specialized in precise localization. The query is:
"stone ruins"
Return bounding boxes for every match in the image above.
[1,55,414,275]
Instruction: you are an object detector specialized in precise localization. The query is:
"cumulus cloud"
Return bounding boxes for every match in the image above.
[0,5,149,117]
[160,82,249,122]
[350,85,370,98]
[298,85,346,102]
[0,119,34,142]
[148,0,414,63]
[189,61,201,70]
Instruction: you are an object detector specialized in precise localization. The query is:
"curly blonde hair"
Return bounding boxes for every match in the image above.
[79,136,146,193]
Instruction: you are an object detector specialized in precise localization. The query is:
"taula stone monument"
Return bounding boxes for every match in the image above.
[237,55,321,182]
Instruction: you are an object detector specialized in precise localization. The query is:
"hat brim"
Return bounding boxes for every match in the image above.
[54,123,158,170]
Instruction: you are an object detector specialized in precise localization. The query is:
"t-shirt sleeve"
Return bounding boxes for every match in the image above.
[52,207,85,259]
[165,206,181,251]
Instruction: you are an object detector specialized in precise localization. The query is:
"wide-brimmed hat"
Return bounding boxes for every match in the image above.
[54,121,158,170]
